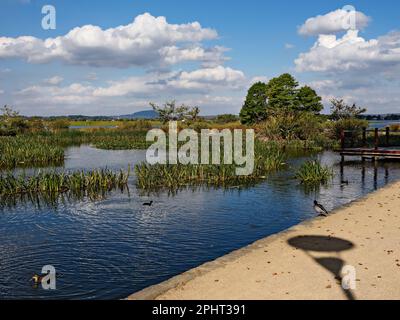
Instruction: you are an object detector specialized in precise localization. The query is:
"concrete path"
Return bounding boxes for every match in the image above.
[128,181,400,300]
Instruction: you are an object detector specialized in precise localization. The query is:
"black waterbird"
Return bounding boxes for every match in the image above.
[143,201,153,206]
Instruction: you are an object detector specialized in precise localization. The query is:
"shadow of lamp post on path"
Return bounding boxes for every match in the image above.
[287,235,356,300]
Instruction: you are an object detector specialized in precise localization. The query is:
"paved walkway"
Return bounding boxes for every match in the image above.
[128,181,400,300]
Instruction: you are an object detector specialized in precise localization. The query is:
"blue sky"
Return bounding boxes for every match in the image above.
[1,0,400,116]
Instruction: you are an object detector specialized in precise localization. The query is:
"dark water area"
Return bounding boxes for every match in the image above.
[1,145,400,299]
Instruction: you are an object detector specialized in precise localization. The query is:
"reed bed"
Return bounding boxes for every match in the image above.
[0,168,129,197]
[295,160,333,185]
[0,130,149,169]
[135,142,286,190]
[91,133,150,150]
[0,136,65,168]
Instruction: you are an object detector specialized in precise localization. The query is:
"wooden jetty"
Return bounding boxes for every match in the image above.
[339,127,400,161]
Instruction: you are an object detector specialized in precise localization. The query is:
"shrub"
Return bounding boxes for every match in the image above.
[215,114,239,124]
[328,118,368,140]
[390,124,400,132]
[27,118,45,133]
[48,119,70,131]
[256,111,325,142]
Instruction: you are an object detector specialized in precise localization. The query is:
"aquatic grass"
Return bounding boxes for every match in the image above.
[0,168,130,197]
[0,129,150,169]
[295,160,333,185]
[91,132,150,150]
[135,141,286,190]
[0,136,65,168]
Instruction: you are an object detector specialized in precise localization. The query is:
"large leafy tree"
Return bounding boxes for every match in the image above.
[239,82,268,124]
[296,85,323,113]
[239,74,324,124]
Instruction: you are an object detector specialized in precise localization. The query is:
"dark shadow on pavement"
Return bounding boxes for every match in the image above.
[288,235,356,300]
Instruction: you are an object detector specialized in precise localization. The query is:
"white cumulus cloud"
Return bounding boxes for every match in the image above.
[298,8,370,36]
[15,66,246,105]
[295,30,400,73]
[295,8,400,114]
[0,13,223,68]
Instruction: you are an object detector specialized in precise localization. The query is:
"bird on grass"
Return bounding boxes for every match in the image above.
[314,200,329,217]
[143,201,153,206]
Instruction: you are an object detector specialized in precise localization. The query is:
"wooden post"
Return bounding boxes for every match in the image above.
[374,128,379,150]
[362,127,367,147]
[340,130,345,150]
[386,126,390,147]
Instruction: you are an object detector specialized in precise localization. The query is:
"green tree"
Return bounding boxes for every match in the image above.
[187,106,200,121]
[240,74,323,124]
[151,101,200,124]
[239,82,268,124]
[266,73,300,111]
[296,86,323,113]
[330,98,367,120]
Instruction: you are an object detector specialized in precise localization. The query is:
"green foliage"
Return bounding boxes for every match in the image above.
[239,82,268,124]
[27,118,45,133]
[295,160,333,185]
[257,110,325,143]
[0,136,65,168]
[187,106,200,121]
[239,74,323,124]
[266,73,300,111]
[91,132,150,150]
[327,99,368,141]
[330,98,367,120]
[119,119,152,131]
[0,168,129,197]
[0,105,29,136]
[328,118,369,140]
[215,114,239,124]
[48,119,70,131]
[296,86,323,113]
[150,100,199,123]
[135,140,286,190]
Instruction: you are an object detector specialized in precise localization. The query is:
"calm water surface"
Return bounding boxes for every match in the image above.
[1,145,400,299]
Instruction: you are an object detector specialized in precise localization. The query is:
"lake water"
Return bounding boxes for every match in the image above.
[1,145,400,299]
[368,120,400,129]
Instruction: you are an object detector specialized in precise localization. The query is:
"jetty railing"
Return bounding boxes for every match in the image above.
[340,127,400,150]
[339,127,400,161]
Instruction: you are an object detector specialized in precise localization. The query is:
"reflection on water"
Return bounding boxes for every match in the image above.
[1,146,400,299]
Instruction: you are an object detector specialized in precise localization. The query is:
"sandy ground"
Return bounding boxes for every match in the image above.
[128,181,400,300]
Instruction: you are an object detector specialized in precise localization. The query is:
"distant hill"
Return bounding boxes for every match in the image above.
[119,110,159,119]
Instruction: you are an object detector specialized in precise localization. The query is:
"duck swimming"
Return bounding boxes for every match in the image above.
[143,201,153,206]
[31,274,44,284]
[314,200,329,217]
